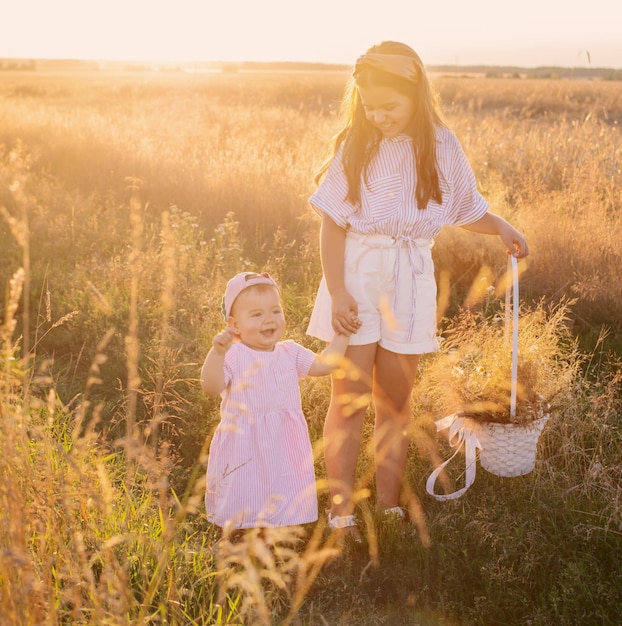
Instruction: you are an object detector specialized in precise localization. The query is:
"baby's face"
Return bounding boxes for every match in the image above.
[229,286,285,351]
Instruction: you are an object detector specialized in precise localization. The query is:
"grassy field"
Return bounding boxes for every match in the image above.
[1,68,621,625]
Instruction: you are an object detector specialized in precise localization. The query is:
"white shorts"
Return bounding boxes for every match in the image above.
[307,231,439,355]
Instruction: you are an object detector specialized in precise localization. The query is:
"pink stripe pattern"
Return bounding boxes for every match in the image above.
[310,127,489,236]
[205,340,319,528]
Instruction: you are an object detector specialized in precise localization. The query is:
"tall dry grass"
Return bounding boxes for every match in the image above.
[1,69,621,624]
[1,71,620,331]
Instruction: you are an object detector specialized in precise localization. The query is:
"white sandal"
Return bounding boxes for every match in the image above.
[383,506,406,519]
[327,512,362,543]
[327,512,357,530]
[382,506,416,536]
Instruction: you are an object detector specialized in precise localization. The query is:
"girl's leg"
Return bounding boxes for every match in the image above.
[323,344,376,520]
[372,347,419,510]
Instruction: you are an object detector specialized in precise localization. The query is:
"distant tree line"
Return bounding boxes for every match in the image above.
[1,58,620,80]
[0,59,36,71]
[431,64,622,81]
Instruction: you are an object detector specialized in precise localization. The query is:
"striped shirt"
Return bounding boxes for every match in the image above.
[205,340,319,528]
[310,126,489,238]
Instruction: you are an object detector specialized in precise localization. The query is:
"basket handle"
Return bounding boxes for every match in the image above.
[505,255,519,420]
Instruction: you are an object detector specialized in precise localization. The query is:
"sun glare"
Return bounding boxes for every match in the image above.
[2,0,621,68]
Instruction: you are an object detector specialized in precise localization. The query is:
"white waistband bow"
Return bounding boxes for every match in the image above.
[347,231,433,341]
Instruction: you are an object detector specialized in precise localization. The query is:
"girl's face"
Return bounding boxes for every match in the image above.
[228,286,285,351]
[357,84,416,138]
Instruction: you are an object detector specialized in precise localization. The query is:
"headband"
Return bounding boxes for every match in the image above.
[353,53,420,84]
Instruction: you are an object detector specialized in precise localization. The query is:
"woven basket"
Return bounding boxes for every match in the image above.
[468,414,550,477]
[426,257,551,500]
[473,255,550,478]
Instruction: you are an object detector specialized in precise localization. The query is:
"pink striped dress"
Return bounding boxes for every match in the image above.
[205,340,319,529]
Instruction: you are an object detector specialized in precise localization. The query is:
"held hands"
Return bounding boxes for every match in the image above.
[331,290,362,336]
[212,327,235,356]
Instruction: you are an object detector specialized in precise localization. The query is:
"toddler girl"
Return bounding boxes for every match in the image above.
[201,271,352,533]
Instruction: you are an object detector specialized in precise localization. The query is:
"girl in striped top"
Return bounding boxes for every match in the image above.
[201,271,352,536]
[307,41,529,540]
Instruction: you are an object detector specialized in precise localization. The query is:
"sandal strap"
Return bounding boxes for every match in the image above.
[383,506,417,537]
[383,506,406,519]
[328,513,357,530]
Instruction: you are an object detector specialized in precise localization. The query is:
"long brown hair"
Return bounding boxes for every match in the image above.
[315,41,446,209]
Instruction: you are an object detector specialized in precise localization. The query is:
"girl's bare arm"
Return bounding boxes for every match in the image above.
[461,212,529,258]
[319,213,361,335]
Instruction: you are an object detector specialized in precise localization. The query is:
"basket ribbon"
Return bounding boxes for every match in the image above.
[425,413,481,501]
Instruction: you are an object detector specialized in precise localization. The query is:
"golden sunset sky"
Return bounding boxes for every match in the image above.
[3,0,621,68]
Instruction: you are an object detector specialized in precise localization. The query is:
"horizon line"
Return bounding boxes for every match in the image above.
[2,56,619,72]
